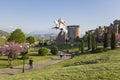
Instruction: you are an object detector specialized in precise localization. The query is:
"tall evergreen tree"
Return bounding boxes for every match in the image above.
[88,33,92,50]
[92,34,96,51]
[96,29,99,42]
[95,38,98,49]
[111,32,116,49]
[81,39,84,53]
[103,32,108,48]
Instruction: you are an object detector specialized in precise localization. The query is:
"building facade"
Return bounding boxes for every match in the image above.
[86,19,120,43]
[67,25,80,40]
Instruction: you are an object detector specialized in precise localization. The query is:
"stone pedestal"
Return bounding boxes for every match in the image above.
[55,31,66,44]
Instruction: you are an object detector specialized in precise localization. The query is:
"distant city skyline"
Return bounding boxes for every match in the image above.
[0,0,120,34]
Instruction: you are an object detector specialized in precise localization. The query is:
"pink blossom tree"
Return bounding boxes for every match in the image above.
[0,42,27,68]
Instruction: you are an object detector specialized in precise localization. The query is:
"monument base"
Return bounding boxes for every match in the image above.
[55,31,66,45]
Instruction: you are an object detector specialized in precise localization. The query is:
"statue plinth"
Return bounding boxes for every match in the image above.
[55,31,66,44]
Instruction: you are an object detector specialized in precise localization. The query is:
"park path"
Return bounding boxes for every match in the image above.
[0,54,71,77]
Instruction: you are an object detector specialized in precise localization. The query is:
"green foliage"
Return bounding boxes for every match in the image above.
[88,33,92,50]
[103,32,109,48]
[51,46,59,55]
[111,32,116,49]
[8,29,26,43]
[26,36,35,44]
[81,39,84,53]
[38,47,49,56]
[43,42,48,46]
[83,33,88,41]
[92,34,96,51]
[96,29,99,42]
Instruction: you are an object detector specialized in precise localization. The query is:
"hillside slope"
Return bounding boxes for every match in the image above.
[0,49,120,80]
[0,30,9,37]
[0,30,9,45]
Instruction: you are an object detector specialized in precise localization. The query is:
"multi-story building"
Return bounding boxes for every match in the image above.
[67,25,80,40]
[86,19,120,43]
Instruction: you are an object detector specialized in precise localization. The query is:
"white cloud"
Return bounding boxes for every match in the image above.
[9,26,14,28]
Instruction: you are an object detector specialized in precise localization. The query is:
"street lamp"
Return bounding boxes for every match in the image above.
[22,48,28,73]
[22,53,26,73]
[20,45,26,73]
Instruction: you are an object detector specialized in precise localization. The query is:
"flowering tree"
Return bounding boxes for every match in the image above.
[0,42,27,68]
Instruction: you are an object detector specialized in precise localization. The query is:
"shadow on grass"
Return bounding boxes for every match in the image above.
[77,48,111,56]
[1,72,14,76]
[0,58,8,61]
[52,58,60,60]
[64,56,110,67]
[28,54,39,56]
[0,64,9,68]
[13,67,22,70]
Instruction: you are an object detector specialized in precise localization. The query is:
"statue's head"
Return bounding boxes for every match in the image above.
[53,18,67,33]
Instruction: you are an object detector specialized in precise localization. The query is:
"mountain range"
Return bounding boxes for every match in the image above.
[0,29,57,39]
[27,31,57,39]
[0,30,9,37]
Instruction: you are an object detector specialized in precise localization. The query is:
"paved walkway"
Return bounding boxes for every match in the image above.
[0,55,71,77]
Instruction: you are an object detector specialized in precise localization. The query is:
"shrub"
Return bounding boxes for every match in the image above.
[51,46,58,55]
[38,47,49,56]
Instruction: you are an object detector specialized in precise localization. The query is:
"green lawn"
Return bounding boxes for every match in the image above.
[57,44,80,53]
[0,48,120,80]
[0,52,58,69]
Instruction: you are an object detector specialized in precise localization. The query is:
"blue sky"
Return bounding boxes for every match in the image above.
[0,0,120,34]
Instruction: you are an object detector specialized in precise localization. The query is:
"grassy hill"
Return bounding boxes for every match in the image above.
[0,48,120,80]
[0,30,9,37]
[0,30,9,45]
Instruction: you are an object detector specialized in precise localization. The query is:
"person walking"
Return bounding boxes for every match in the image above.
[29,58,33,69]
[60,53,63,60]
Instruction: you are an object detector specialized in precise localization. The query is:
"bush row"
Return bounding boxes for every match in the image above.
[38,46,59,56]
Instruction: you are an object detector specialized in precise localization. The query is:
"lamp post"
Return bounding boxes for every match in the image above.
[20,45,26,73]
[22,48,28,73]
[23,46,28,73]
[22,53,25,73]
